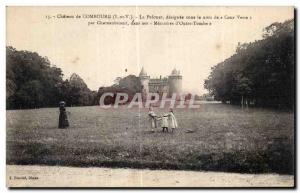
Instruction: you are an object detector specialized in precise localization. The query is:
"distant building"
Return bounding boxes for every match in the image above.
[139,67,182,98]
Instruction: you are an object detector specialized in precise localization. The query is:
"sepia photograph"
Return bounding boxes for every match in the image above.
[6,6,295,187]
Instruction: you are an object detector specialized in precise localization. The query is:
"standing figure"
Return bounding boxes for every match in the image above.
[148,107,157,132]
[161,114,169,132]
[168,108,178,132]
[58,101,69,129]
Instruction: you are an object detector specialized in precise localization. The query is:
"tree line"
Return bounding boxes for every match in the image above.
[204,19,294,109]
[6,46,142,109]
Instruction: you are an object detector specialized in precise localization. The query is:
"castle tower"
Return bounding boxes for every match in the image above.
[168,68,182,97]
[139,67,150,95]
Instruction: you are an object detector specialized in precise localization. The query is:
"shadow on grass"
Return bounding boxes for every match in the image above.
[7,139,294,175]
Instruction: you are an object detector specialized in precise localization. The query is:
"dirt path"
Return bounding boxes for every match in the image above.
[6,165,294,187]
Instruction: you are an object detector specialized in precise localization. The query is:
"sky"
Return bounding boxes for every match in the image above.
[6,6,294,94]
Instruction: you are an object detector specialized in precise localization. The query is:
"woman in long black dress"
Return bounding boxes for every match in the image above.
[58,101,69,128]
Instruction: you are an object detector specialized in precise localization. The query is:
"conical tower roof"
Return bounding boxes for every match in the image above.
[139,67,147,77]
[171,68,178,75]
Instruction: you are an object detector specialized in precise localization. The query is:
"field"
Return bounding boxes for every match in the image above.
[6,103,294,174]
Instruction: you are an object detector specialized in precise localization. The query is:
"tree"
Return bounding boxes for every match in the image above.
[6,46,64,109]
[68,73,95,106]
[204,19,294,109]
[96,75,142,105]
[6,47,96,109]
[119,75,142,94]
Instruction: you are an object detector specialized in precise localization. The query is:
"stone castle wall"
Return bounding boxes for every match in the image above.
[139,68,182,97]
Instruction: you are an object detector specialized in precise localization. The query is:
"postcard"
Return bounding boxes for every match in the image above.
[6,6,295,187]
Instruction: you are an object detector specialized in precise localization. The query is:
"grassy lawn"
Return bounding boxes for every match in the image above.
[6,103,294,174]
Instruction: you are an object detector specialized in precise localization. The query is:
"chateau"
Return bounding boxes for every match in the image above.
[139,67,182,98]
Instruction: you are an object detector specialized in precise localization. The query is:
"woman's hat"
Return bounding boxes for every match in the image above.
[59,101,66,105]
